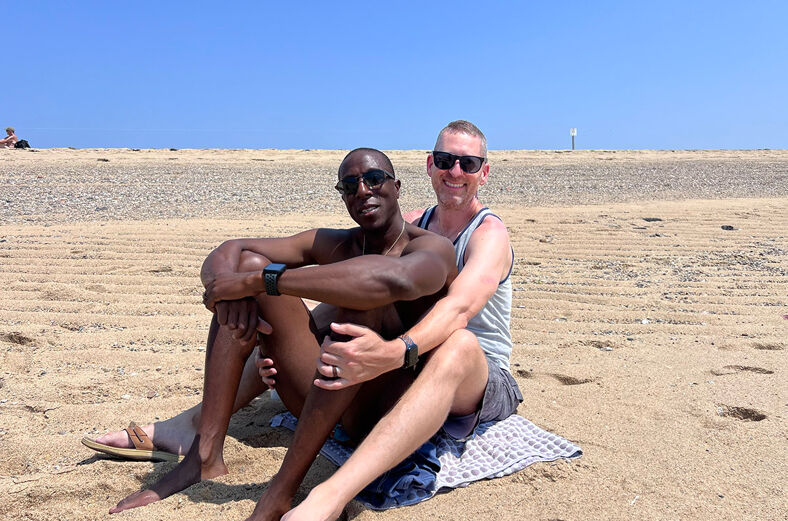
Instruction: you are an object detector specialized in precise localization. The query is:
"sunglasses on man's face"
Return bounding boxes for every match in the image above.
[335,169,395,196]
[431,151,486,174]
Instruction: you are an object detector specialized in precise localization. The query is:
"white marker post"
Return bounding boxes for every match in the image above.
[570,128,577,150]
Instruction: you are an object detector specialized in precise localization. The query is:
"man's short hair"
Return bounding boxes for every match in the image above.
[435,120,487,158]
[339,148,396,178]
[5,127,14,133]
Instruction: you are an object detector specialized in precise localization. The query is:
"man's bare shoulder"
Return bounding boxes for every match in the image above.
[404,224,455,259]
[401,224,457,287]
[462,212,511,258]
[474,214,509,235]
[473,212,511,241]
[403,208,426,224]
[463,212,512,273]
[310,227,357,263]
[314,227,355,241]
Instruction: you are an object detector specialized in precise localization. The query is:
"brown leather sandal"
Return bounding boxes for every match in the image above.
[81,421,182,462]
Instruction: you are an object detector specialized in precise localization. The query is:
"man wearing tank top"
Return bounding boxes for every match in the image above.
[284,120,522,520]
[86,121,522,521]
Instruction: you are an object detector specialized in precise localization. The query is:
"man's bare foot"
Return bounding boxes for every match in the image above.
[242,481,297,521]
[93,405,200,456]
[109,435,228,514]
[280,485,345,521]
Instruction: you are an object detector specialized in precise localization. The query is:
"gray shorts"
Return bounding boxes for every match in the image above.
[442,357,523,441]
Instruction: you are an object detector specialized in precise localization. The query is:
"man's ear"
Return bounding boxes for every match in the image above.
[394,179,401,198]
[478,162,490,186]
[426,153,434,176]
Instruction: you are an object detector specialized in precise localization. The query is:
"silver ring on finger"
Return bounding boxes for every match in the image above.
[332,365,338,378]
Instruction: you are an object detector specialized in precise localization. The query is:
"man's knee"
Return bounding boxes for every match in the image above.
[426,329,485,376]
[237,250,270,272]
[433,328,480,356]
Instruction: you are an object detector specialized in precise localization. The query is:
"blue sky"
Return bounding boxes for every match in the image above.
[5,1,786,149]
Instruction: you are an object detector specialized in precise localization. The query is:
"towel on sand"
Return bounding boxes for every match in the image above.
[271,412,582,510]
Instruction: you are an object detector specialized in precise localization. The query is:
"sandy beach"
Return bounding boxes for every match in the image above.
[1,148,786,520]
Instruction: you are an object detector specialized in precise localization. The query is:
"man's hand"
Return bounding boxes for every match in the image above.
[203,271,261,310]
[213,299,273,341]
[314,322,403,390]
[254,348,277,389]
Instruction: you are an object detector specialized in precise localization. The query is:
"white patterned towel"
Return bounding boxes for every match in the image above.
[271,412,581,510]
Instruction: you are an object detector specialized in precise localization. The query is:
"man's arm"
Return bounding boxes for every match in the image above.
[316,217,511,388]
[405,217,510,346]
[200,229,320,287]
[277,233,454,309]
[199,229,321,336]
[204,228,456,311]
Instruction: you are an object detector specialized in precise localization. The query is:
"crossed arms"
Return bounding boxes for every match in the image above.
[200,226,456,326]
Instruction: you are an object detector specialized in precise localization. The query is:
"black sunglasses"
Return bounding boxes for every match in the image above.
[335,169,395,196]
[432,151,486,174]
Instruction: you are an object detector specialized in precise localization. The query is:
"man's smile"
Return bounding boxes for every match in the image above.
[442,179,465,189]
[359,203,379,216]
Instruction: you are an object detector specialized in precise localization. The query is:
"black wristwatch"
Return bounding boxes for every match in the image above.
[263,263,287,296]
[399,334,419,369]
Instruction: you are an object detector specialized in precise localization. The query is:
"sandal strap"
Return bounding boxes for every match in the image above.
[125,421,154,451]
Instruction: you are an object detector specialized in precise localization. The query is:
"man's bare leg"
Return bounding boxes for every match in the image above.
[109,317,257,513]
[110,257,323,514]
[247,379,364,521]
[282,329,489,521]
[92,304,336,456]
[245,307,399,521]
[92,352,267,456]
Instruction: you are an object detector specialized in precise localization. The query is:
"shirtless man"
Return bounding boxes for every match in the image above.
[108,148,460,516]
[0,127,18,148]
[90,121,521,520]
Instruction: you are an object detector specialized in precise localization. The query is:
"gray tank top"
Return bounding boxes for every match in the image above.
[417,206,514,370]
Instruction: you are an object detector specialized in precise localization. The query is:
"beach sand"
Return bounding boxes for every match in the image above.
[1,149,786,520]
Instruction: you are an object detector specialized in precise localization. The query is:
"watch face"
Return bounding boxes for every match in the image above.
[264,263,286,296]
[398,336,418,368]
[265,263,287,275]
[403,340,419,368]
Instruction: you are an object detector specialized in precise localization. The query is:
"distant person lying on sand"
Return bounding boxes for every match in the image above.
[0,127,19,148]
[86,121,522,521]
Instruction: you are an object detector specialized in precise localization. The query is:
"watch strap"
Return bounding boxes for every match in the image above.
[263,271,280,295]
[263,263,287,296]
